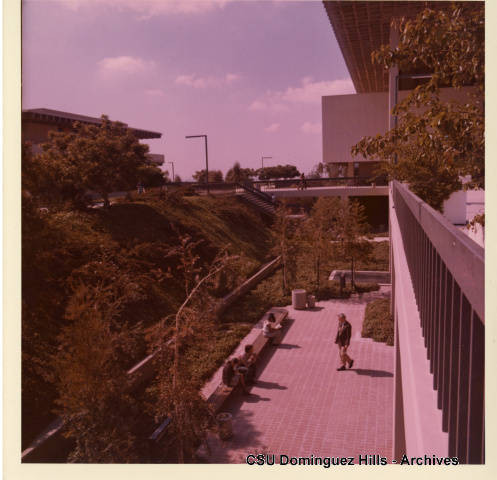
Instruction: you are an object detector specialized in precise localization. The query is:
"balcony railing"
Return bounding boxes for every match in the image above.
[252,176,387,190]
[391,180,484,463]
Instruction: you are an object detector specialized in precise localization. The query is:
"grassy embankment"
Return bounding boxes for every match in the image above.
[22,191,273,447]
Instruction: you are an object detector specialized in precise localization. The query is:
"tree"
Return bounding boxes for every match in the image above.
[257,164,300,180]
[307,163,324,179]
[352,4,484,212]
[271,201,298,294]
[225,162,256,183]
[336,200,372,290]
[36,115,156,208]
[152,234,234,462]
[300,197,342,291]
[193,169,223,183]
[139,164,168,187]
[52,281,145,462]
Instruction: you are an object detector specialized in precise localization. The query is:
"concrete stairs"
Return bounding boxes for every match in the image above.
[238,191,276,216]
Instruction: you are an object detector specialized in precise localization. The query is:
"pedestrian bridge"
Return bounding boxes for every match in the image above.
[267,185,388,199]
[250,176,388,199]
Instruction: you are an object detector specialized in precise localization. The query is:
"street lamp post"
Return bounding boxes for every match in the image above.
[167,161,175,183]
[261,155,272,170]
[185,134,209,194]
[260,156,272,189]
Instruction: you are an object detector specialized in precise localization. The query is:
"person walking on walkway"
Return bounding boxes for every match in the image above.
[298,173,307,191]
[335,313,354,371]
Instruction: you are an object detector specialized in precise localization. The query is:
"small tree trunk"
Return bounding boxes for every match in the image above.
[282,259,287,293]
[103,193,110,209]
[316,256,320,291]
[175,402,185,463]
[351,257,355,292]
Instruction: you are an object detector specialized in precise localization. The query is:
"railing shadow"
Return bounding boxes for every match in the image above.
[352,368,393,378]
[274,343,301,350]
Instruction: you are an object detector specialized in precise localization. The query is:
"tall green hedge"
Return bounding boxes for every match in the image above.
[362,298,393,346]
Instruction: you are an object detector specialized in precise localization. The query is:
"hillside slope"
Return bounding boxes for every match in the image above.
[22,192,272,448]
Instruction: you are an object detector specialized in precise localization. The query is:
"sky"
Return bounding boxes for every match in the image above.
[22,0,355,180]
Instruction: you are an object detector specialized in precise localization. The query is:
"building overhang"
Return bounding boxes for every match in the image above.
[322,1,466,93]
[22,108,162,139]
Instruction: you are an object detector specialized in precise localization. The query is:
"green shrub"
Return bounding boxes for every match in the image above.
[355,283,380,293]
[315,281,351,300]
[362,298,393,345]
[312,281,379,300]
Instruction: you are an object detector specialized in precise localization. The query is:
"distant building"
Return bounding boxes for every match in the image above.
[22,108,164,165]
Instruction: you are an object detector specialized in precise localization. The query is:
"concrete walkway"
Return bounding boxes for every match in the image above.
[204,288,393,463]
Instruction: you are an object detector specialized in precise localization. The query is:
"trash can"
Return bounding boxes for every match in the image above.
[307,295,316,308]
[216,412,233,440]
[292,289,307,309]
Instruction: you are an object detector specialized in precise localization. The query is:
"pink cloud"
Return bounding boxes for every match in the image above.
[145,89,165,96]
[301,121,321,134]
[60,0,231,18]
[175,72,240,89]
[225,73,241,84]
[282,77,354,104]
[248,99,288,112]
[265,123,280,133]
[97,56,156,76]
[249,77,354,112]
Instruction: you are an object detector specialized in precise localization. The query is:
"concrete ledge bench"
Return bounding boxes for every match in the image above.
[149,417,172,443]
[206,307,289,414]
[145,308,289,460]
[147,416,173,461]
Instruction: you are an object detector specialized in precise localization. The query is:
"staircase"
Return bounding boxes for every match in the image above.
[237,183,276,216]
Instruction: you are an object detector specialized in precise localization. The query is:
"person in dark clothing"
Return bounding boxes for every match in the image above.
[239,344,257,384]
[335,313,354,371]
[299,173,307,191]
[222,358,249,393]
[222,358,237,387]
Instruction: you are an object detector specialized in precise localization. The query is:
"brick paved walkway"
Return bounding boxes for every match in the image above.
[204,288,393,463]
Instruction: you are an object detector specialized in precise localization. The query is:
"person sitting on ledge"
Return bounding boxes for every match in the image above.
[222,357,249,394]
[239,344,257,384]
[263,313,282,345]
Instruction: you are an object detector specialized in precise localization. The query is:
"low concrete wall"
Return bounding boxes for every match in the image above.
[204,307,289,414]
[21,419,73,463]
[329,269,390,284]
[217,256,281,316]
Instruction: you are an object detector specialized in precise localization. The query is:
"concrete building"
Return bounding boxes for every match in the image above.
[322,1,484,463]
[322,1,483,239]
[22,108,164,165]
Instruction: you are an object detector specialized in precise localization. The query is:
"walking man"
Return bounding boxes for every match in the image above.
[335,313,354,371]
